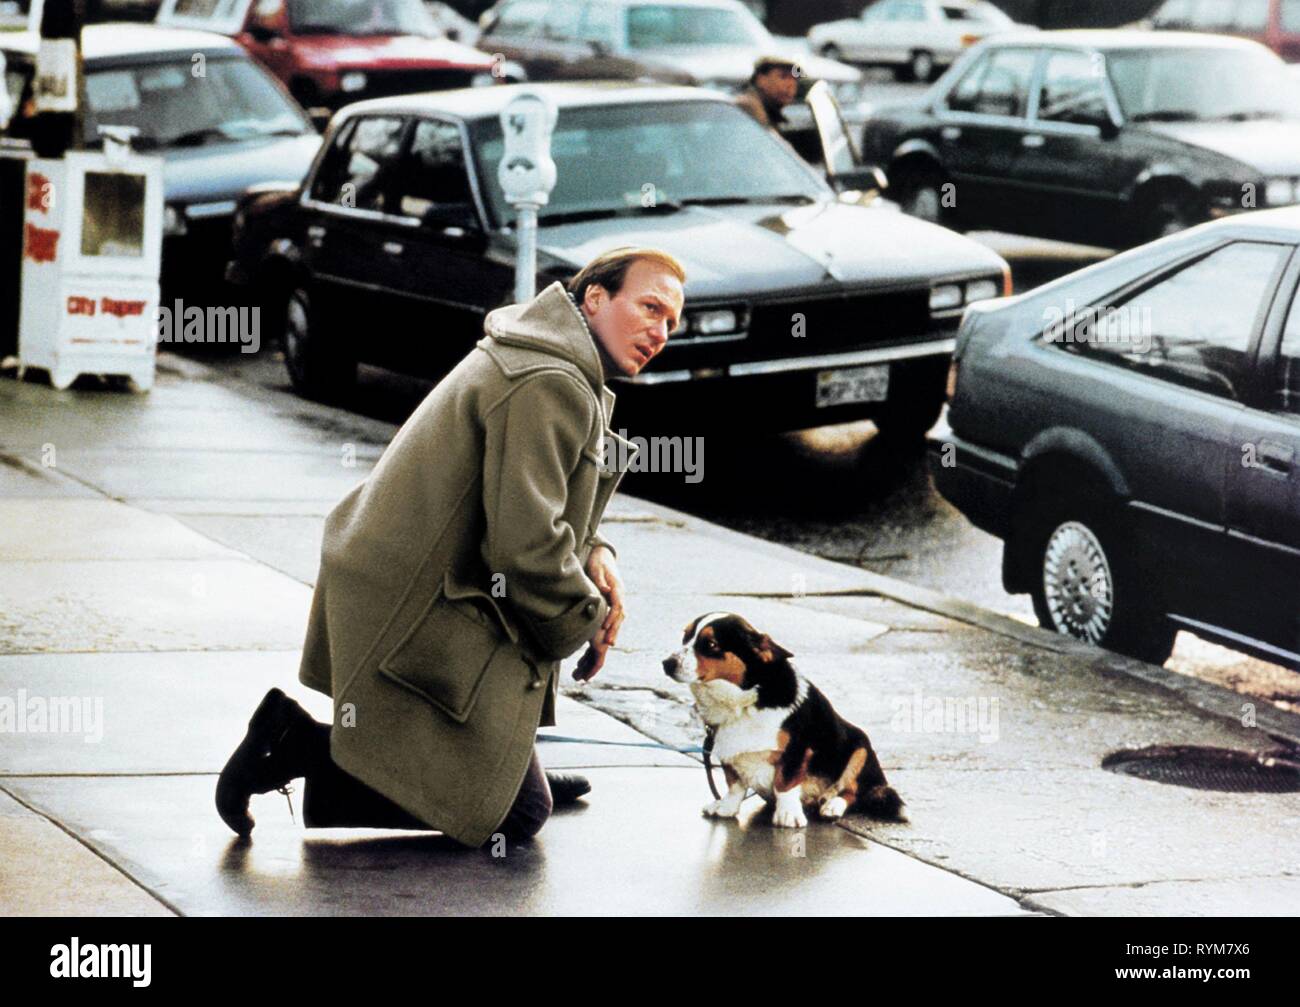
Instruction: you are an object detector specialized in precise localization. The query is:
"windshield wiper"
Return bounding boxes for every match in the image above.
[1130,110,1202,123]
[680,194,816,206]
[537,202,684,226]
[167,126,233,148]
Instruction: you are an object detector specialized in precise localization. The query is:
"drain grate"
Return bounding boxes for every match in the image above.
[1102,745,1300,793]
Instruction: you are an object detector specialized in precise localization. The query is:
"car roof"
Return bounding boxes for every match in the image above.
[1206,206,1300,241]
[2,22,241,61]
[984,28,1270,52]
[334,80,734,122]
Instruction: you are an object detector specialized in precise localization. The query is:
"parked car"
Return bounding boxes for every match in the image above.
[809,0,1027,83]
[226,82,1009,434]
[474,0,870,128]
[1148,0,1300,63]
[931,211,1300,669]
[863,30,1300,249]
[1,23,322,297]
[155,0,509,111]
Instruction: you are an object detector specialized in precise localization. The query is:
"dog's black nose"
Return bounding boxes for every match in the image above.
[662,657,678,676]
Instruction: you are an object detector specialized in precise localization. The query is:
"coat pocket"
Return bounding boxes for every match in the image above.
[378,571,511,724]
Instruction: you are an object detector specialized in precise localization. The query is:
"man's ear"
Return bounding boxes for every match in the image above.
[583,283,607,316]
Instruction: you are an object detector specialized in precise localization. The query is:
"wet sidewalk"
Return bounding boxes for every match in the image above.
[1,356,1297,915]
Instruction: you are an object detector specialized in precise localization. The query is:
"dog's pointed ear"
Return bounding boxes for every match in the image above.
[755,633,793,663]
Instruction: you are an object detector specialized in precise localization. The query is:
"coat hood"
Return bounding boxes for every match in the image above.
[483,281,605,394]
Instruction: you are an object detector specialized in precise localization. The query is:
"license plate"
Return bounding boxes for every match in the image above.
[815,364,890,408]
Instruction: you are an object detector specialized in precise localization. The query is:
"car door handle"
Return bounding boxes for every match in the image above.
[383,241,404,257]
[1256,440,1295,473]
[941,126,961,141]
[307,225,325,247]
[1021,133,1045,149]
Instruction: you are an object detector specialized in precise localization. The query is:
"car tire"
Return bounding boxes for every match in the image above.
[891,162,953,227]
[872,374,946,444]
[1140,190,1201,244]
[907,50,936,83]
[283,287,356,403]
[1025,493,1177,666]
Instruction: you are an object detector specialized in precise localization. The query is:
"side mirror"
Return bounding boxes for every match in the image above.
[1098,117,1120,140]
[831,166,888,197]
[308,107,332,134]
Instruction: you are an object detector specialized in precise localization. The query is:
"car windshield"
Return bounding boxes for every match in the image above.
[470,100,826,226]
[289,0,439,36]
[82,57,309,150]
[1108,47,1300,122]
[948,3,1012,23]
[625,5,771,48]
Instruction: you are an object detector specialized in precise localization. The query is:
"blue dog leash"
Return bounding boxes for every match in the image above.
[536,729,725,801]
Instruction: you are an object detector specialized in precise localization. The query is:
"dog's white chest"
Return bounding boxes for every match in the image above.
[711,707,788,797]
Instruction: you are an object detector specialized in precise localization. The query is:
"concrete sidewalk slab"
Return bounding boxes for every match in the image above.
[0,499,243,561]
[2,768,1027,916]
[0,789,173,917]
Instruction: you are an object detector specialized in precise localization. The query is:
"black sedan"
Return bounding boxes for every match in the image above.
[863,30,1300,249]
[931,211,1300,670]
[227,82,1010,435]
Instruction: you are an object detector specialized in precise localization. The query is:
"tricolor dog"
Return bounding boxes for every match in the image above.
[663,612,904,828]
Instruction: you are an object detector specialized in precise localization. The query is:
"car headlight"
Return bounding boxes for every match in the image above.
[689,309,741,335]
[340,72,367,94]
[930,284,963,312]
[163,204,187,237]
[1266,178,1299,206]
[965,278,1000,304]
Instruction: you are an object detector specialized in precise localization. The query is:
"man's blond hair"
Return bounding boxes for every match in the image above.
[567,247,686,305]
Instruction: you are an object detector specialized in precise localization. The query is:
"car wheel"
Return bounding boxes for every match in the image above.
[892,163,951,226]
[1141,190,1200,244]
[283,287,356,402]
[1026,496,1177,666]
[872,367,947,444]
[907,50,936,83]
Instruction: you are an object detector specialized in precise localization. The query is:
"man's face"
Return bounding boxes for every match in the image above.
[581,260,685,377]
[755,66,798,106]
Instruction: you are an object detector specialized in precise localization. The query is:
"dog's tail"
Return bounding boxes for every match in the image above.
[855,784,906,822]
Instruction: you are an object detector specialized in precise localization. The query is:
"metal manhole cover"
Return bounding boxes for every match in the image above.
[1101,745,1300,793]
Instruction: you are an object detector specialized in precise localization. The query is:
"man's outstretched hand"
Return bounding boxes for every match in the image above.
[573,545,624,682]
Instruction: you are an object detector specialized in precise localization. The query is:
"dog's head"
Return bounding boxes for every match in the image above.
[662,612,793,691]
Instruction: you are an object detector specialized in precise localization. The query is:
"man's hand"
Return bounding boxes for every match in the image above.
[573,545,624,682]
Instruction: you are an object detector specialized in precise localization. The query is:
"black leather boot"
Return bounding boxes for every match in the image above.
[215,688,324,836]
[545,772,591,805]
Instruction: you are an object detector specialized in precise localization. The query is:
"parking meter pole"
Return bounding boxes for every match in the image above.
[498,92,557,305]
[514,203,538,304]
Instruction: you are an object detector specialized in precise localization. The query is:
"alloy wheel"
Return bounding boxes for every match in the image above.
[1042,520,1115,644]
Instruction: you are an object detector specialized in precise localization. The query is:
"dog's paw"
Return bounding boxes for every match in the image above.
[819,795,848,820]
[702,798,740,819]
[772,804,808,829]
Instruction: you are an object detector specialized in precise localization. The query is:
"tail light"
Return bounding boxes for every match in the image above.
[960,33,981,47]
[946,359,959,401]
[1001,263,1013,297]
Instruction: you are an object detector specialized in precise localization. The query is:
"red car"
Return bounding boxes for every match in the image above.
[1150,0,1300,62]
[156,0,511,110]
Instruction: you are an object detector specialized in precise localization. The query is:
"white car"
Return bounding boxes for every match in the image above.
[808,0,1026,82]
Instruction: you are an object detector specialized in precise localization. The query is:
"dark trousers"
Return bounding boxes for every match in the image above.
[299,721,553,843]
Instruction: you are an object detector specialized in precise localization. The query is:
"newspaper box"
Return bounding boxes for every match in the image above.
[17,146,163,391]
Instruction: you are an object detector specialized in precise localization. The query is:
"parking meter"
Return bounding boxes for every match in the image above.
[498,91,557,304]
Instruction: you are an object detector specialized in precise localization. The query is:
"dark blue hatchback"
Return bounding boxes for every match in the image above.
[932,210,1300,670]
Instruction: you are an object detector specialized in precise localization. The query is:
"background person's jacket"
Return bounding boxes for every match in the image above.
[297,281,633,847]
